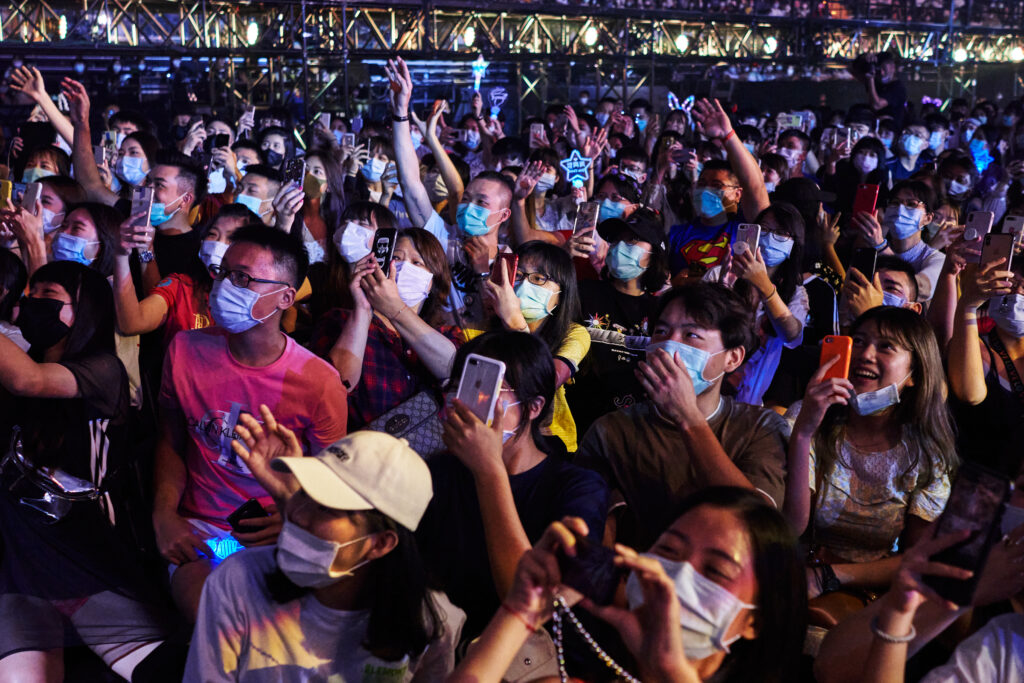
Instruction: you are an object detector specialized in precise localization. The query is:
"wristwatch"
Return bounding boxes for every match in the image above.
[818,563,841,594]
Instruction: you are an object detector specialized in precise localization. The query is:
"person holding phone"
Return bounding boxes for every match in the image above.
[820,136,888,221]
[784,307,956,604]
[416,332,608,643]
[310,228,460,430]
[257,126,293,172]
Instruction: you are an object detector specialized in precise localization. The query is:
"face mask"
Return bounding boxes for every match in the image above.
[261,148,284,167]
[607,241,650,280]
[778,146,803,168]
[17,297,71,349]
[361,158,387,183]
[964,128,977,143]
[946,178,971,198]
[334,222,374,263]
[115,156,147,186]
[882,291,906,308]
[880,135,894,150]
[150,193,186,227]
[977,115,988,125]
[114,132,127,149]
[928,131,945,152]
[426,173,449,204]
[535,173,557,193]
[598,198,626,222]
[883,204,924,240]
[743,142,757,155]
[761,232,794,267]
[595,112,610,127]
[989,294,1024,337]
[500,398,522,444]
[209,278,287,333]
[411,129,424,150]
[764,181,776,194]
[276,519,373,589]
[1002,504,1024,535]
[236,193,269,217]
[199,240,229,269]
[236,158,250,176]
[901,135,926,156]
[646,339,723,395]
[693,188,726,219]
[515,280,557,323]
[850,372,912,416]
[622,167,645,184]
[853,153,878,174]
[41,208,64,234]
[51,232,99,266]
[969,138,988,158]
[457,203,494,237]
[1003,115,1017,128]
[207,167,228,195]
[608,147,618,160]
[394,261,434,308]
[635,118,648,132]
[21,167,54,184]
[579,96,590,106]
[464,130,481,150]
[626,556,756,661]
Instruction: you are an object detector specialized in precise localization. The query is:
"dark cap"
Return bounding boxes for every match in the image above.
[597,213,665,250]
[773,177,836,210]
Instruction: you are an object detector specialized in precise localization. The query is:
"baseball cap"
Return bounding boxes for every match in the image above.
[597,213,665,250]
[773,177,836,208]
[271,431,433,531]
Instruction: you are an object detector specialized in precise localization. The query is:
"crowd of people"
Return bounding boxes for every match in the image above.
[0,48,1023,682]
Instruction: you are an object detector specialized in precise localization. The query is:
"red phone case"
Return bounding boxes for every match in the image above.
[853,184,879,217]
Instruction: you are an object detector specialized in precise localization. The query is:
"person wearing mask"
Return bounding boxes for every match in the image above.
[877,119,898,159]
[153,225,347,623]
[293,149,331,264]
[185,427,464,681]
[784,307,956,606]
[564,172,640,281]
[45,202,120,277]
[257,126,293,171]
[821,136,888,221]
[568,210,668,435]
[0,261,183,683]
[0,248,28,350]
[351,135,394,205]
[452,487,806,683]
[19,145,71,182]
[311,228,460,431]
[851,179,945,302]
[777,129,813,180]
[924,113,951,159]
[235,163,283,227]
[576,283,789,549]
[937,152,978,212]
[231,139,261,175]
[667,98,771,279]
[416,332,608,642]
[840,255,924,329]
[886,122,931,181]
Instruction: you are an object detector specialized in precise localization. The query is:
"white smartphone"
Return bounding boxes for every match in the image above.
[964,210,994,242]
[735,224,761,256]
[1003,215,1024,244]
[456,354,506,424]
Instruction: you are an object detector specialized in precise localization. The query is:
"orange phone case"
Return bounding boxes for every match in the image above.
[819,335,852,381]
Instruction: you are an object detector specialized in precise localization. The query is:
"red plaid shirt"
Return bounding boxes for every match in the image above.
[310,308,463,430]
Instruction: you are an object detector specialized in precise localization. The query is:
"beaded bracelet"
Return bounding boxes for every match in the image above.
[870,615,916,644]
[500,603,536,632]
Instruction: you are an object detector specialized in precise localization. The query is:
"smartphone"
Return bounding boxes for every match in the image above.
[1003,215,1024,244]
[21,182,41,214]
[318,112,331,129]
[489,252,518,285]
[964,210,995,242]
[450,129,467,143]
[980,233,1015,270]
[573,201,600,237]
[211,133,230,149]
[529,123,546,149]
[455,354,506,424]
[93,145,107,166]
[283,158,306,187]
[734,224,761,256]
[924,462,1010,606]
[0,180,11,207]
[341,133,355,148]
[129,186,154,229]
[850,247,878,280]
[102,130,118,148]
[819,335,853,381]
[372,227,398,273]
[853,184,880,217]
[226,498,270,533]
[557,531,627,606]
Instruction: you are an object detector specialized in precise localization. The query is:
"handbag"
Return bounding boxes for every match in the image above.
[364,390,446,459]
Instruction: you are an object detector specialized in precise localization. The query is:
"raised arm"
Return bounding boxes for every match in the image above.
[424,102,465,225]
[61,78,118,206]
[948,260,1008,405]
[327,263,375,390]
[510,161,561,246]
[385,57,433,228]
[8,67,74,145]
[111,216,169,335]
[692,98,769,221]
[0,333,79,398]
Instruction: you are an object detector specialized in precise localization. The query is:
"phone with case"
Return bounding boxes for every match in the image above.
[20,182,41,214]
[980,233,1015,271]
[573,202,600,238]
[1003,215,1024,244]
[283,158,306,187]
[490,253,518,285]
[852,184,880,217]
[964,210,994,242]
[819,335,853,381]
[129,186,154,231]
[456,354,506,424]
[734,224,761,256]
[372,227,398,273]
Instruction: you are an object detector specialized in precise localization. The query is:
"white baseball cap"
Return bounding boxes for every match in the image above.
[271,431,433,531]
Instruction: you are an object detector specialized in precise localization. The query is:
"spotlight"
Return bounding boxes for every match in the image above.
[73,58,86,75]
[246,20,259,46]
[584,27,598,47]
[463,26,476,47]
[953,47,968,62]
[764,36,778,54]
[111,58,122,74]
[58,15,67,40]
[96,11,109,26]
[1011,46,1024,62]
[675,34,689,53]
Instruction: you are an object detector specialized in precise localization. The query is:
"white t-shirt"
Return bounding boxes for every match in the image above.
[921,613,1024,683]
[185,546,464,682]
[893,239,945,302]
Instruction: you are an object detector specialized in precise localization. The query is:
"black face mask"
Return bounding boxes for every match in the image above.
[261,149,284,167]
[171,124,190,142]
[17,297,71,350]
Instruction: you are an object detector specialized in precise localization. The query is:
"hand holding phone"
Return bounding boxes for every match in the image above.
[226,498,270,533]
[850,247,878,280]
[819,335,853,381]
[734,224,761,257]
[853,184,880,217]
[490,253,518,285]
[372,228,398,273]
[455,354,506,424]
[556,530,626,606]
[572,202,600,238]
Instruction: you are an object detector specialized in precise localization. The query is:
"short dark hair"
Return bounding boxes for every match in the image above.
[778,129,811,153]
[469,170,515,210]
[891,179,937,213]
[492,136,529,162]
[653,283,757,359]
[700,159,740,185]
[876,255,920,302]
[25,146,70,177]
[229,223,308,288]
[617,144,648,167]
[153,149,206,203]
[242,163,284,185]
[596,173,641,204]
[109,109,152,136]
[123,131,160,167]
[29,260,115,360]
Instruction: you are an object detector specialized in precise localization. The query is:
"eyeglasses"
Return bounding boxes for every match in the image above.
[515,270,560,290]
[888,198,925,210]
[209,264,290,289]
[697,182,740,192]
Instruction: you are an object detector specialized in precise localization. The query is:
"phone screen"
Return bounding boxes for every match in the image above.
[373,228,398,273]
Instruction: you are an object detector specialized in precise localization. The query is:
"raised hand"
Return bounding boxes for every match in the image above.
[60,78,90,125]
[792,357,855,438]
[514,161,544,200]
[9,66,48,103]
[385,57,413,117]
[692,98,733,141]
[231,404,302,502]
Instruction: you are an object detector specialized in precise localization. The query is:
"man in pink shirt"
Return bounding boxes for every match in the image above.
[154,223,347,621]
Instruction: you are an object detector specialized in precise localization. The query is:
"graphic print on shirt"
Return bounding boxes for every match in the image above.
[188,402,259,475]
[679,231,730,269]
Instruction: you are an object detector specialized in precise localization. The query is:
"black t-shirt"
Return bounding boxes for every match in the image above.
[415,450,609,639]
[875,78,908,127]
[155,229,202,279]
[568,279,659,436]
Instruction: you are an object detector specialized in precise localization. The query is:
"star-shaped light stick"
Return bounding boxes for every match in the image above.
[472,55,489,91]
[560,149,594,188]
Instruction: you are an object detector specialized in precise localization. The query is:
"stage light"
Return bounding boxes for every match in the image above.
[246,20,259,46]
[1011,46,1024,62]
[463,26,476,48]
[96,11,109,26]
[764,36,778,54]
[953,47,968,62]
[58,15,67,40]
[584,27,598,47]
[675,34,689,53]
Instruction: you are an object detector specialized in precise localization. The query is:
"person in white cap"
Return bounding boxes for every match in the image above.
[184,407,464,682]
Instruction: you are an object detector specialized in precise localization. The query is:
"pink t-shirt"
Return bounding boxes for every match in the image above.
[159,327,347,529]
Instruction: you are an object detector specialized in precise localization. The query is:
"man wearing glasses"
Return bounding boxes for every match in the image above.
[153,224,347,623]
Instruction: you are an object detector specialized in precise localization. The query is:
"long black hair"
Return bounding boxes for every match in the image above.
[0,247,27,323]
[507,240,580,352]
[731,201,805,330]
[28,260,116,361]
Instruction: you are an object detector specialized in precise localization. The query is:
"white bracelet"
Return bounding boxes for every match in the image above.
[870,616,916,644]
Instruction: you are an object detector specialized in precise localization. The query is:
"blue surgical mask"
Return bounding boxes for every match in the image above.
[21,167,55,184]
[646,339,724,395]
[515,280,556,323]
[1003,115,1017,128]
[880,135,894,150]
[52,232,98,265]
[883,204,924,240]
[598,198,626,222]
[743,142,757,155]
[360,158,387,183]
[850,372,911,416]
[693,188,726,219]
[115,156,147,186]
[928,130,944,152]
[150,193,186,227]
[764,181,776,194]
[456,202,493,237]
[236,193,269,217]
[595,112,610,127]
[209,278,288,333]
[989,294,1024,337]
[977,115,988,125]
[333,130,344,145]
[199,241,229,269]
[635,118,648,132]
[607,241,650,280]
[882,291,907,308]
[900,135,926,156]
[41,208,64,234]
[760,232,794,267]
[464,129,481,150]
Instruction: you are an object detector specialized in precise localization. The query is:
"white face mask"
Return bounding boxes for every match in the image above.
[626,555,755,661]
[778,146,803,169]
[989,294,1024,337]
[40,208,64,234]
[199,240,229,269]
[276,519,373,588]
[853,153,878,174]
[394,260,434,308]
[207,167,228,195]
[534,173,557,193]
[334,222,374,263]
[850,372,912,416]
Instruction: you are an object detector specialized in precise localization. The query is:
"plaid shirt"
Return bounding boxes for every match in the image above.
[310,308,462,431]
